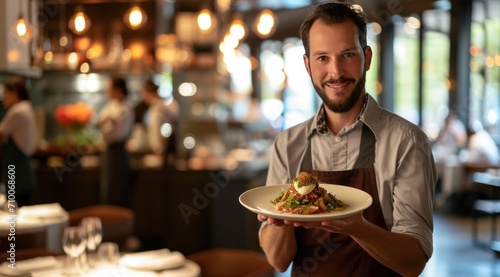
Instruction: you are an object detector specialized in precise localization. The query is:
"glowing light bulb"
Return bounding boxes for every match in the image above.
[124,5,147,30]
[68,7,91,35]
[198,9,215,33]
[16,17,27,37]
[75,14,85,31]
[253,9,278,38]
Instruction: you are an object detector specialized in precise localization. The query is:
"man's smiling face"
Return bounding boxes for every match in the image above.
[303,19,372,113]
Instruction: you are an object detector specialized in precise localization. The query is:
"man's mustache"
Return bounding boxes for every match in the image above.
[322,77,355,86]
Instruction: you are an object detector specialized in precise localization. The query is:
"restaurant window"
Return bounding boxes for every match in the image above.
[422,9,451,140]
[469,0,500,142]
[282,38,319,130]
[259,40,287,130]
[366,22,381,102]
[259,39,319,131]
[227,43,253,121]
[393,15,421,124]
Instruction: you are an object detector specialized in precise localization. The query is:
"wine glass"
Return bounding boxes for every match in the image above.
[62,226,87,276]
[80,217,103,267]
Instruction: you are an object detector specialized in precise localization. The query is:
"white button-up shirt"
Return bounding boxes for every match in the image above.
[97,99,134,145]
[0,100,36,156]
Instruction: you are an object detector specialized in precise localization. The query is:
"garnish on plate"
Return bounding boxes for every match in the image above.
[270,172,348,215]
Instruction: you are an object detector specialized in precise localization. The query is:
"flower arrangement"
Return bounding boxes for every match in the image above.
[53,102,94,147]
[54,101,94,130]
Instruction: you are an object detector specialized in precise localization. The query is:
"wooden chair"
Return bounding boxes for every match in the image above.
[68,204,136,251]
[187,248,274,277]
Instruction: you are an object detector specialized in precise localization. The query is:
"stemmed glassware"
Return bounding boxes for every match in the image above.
[62,226,87,276]
[80,217,103,268]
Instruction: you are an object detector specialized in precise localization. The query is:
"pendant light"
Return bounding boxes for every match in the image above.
[68,5,91,35]
[16,15,28,37]
[252,9,278,39]
[197,8,217,34]
[124,3,147,30]
[14,14,32,42]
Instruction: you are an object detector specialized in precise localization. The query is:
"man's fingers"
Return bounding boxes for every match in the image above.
[257,214,268,222]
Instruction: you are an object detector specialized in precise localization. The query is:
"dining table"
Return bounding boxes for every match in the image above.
[0,248,201,277]
[0,202,69,253]
[472,170,500,189]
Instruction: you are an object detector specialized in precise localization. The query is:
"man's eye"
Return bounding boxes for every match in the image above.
[344,52,355,58]
[318,56,328,61]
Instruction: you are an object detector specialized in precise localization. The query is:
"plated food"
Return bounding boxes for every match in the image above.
[239,183,372,221]
[270,172,348,214]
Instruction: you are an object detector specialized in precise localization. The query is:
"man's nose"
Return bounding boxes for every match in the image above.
[328,58,344,79]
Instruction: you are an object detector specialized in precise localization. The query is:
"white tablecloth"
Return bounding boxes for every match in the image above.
[0,252,201,277]
[0,203,69,252]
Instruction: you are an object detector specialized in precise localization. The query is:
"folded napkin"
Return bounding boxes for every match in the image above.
[120,260,200,277]
[0,256,60,276]
[18,203,65,219]
[120,249,186,271]
[158,260,201,277]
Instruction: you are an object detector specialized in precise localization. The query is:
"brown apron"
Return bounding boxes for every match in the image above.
[291,125,401,277]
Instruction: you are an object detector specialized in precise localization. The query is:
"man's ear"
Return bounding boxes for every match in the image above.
[364,46,373,71]
[303,54,312,76]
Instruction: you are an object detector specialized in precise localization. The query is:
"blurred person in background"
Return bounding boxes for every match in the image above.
[432,111,467,196]
[141,78,179,161]
[433,111,467,160]
[96,77,134,206]
[465,121,500,166]
[0,75,37,207]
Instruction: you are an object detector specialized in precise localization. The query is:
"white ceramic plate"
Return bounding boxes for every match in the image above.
[239,184,373,221]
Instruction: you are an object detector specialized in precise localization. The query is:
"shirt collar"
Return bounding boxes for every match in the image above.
[312,93,369,136]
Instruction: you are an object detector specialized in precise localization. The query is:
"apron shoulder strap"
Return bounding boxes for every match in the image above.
[355,124,376,168]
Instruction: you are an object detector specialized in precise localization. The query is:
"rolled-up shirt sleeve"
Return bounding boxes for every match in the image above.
[389,128,436,259]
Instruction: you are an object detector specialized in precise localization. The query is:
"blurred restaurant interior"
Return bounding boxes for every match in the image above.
[0,0,500,276]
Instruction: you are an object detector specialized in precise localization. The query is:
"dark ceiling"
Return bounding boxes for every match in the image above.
[38,0,438,59]
[46,0,436,16]
[40,0,438,36]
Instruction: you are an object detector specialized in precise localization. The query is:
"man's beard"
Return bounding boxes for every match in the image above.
[313,72,366,113]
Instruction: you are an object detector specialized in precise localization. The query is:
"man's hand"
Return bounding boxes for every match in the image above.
[257,214,286,227]
[259,211,364,234]
[319,212,365,235]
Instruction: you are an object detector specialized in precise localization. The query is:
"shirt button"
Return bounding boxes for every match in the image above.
[334,136,342,142]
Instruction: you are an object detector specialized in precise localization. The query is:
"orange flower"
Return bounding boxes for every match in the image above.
[54,102,94,129]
